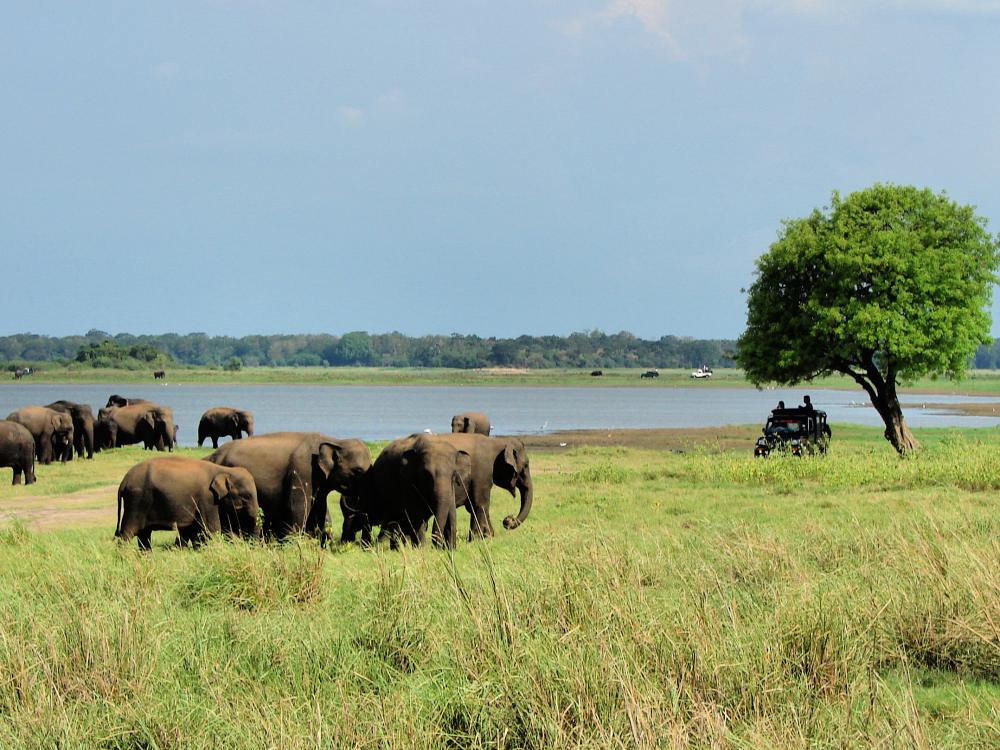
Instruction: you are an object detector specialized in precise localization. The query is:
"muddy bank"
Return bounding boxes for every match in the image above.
[902,401,1000,417]
[520,425,761,452]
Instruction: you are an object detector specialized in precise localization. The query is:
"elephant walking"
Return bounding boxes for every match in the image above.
[46,400,96,460]
[0,420,36,484]
[6,406,74,465]
[198,407,254,448]
[451,411,491,436]
[116,457,259,549]
[432,433,533,539]
[207,432,371,540]
[348,434,472,549]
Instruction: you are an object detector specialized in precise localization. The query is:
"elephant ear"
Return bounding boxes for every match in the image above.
[314,442,342,478]
[499,444,519,491]
[210,473,232,503]
[142,411,157,429]
[464,417,472,431]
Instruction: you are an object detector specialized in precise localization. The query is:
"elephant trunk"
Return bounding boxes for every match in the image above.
[81,422,95,459]
[503,473,533,530]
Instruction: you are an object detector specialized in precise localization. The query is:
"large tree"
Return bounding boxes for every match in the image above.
[737,185,999,454]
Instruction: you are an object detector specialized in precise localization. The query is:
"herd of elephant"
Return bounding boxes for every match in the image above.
[0,401,532,551]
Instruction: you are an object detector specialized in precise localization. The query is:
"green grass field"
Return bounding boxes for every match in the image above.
[1,429,998,748]
[9,364,1000,394]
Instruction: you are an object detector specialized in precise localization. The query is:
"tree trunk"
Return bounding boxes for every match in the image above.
[873,390,919,454]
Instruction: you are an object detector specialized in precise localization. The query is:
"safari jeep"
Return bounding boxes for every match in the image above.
[754,406,831,457]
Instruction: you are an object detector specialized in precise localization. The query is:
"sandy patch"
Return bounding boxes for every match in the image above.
[0,484,117,531]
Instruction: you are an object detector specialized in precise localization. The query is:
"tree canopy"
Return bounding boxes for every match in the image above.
[737,184,999,453]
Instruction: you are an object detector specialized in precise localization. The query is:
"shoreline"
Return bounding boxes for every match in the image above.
[8,366,1000,397]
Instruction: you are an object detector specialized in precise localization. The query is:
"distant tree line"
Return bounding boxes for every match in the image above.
[973,339,1000,369]
[1,329,737,369]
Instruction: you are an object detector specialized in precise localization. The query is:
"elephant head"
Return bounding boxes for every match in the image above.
[312,439,372,497]
[210,468,260,537]
[50,412,74,460]
[95,407,118,450]
[137,407,176,452]
[492,438,533,529]
[401,438,473,503]
[393,435,473,548]
[237,410,254,437]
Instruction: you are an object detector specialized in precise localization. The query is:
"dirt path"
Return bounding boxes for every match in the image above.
[0,484,118,531]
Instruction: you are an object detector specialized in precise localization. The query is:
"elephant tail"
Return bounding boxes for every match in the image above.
[115,486,125,538]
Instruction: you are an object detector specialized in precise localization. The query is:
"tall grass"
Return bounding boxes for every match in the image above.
[0,432,998,747]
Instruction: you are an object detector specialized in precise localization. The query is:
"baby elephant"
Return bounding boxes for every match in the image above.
[0,420,36,485]
[116,456,259,550]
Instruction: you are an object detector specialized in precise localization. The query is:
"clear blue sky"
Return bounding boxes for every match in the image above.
[4,1,1000,339]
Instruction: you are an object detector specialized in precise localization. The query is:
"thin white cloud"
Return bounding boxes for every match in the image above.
[565,0,684,58]
[337,105,365,127]
[567,0,1000,59]
[375,89,407,114]
[151,61,179,80]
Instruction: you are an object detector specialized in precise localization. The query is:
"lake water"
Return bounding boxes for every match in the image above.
[2,384,998,445]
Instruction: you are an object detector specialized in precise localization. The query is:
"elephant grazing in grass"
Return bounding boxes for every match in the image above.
[346,434,472,549]
[451,411,491,436]
[46,400,96,460]
[6,406,74,465]
[207,432,371,540]
[198,407,254,448]
[116,457,259,550]
[99,403,176,452]
[433,433,533,539]
[0,420,36,484]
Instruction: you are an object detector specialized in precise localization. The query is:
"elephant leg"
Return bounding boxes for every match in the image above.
[469,505,492,540]
[430,505,456,549]
[177,525,207,547]
[12,469,21,485]
[212,436,219,449]
[137,531,152,550]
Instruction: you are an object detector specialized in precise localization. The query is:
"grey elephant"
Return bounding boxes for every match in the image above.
[347,434,473,549]
[433,433,533,539]
[99,403,176,452]
[116,456,259,549]
[0,420,36,484]
[198,407,254,448]
[46,400,96,460]
[6,406,74,465]
[451,411,492,436]
[207,431,371,540]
